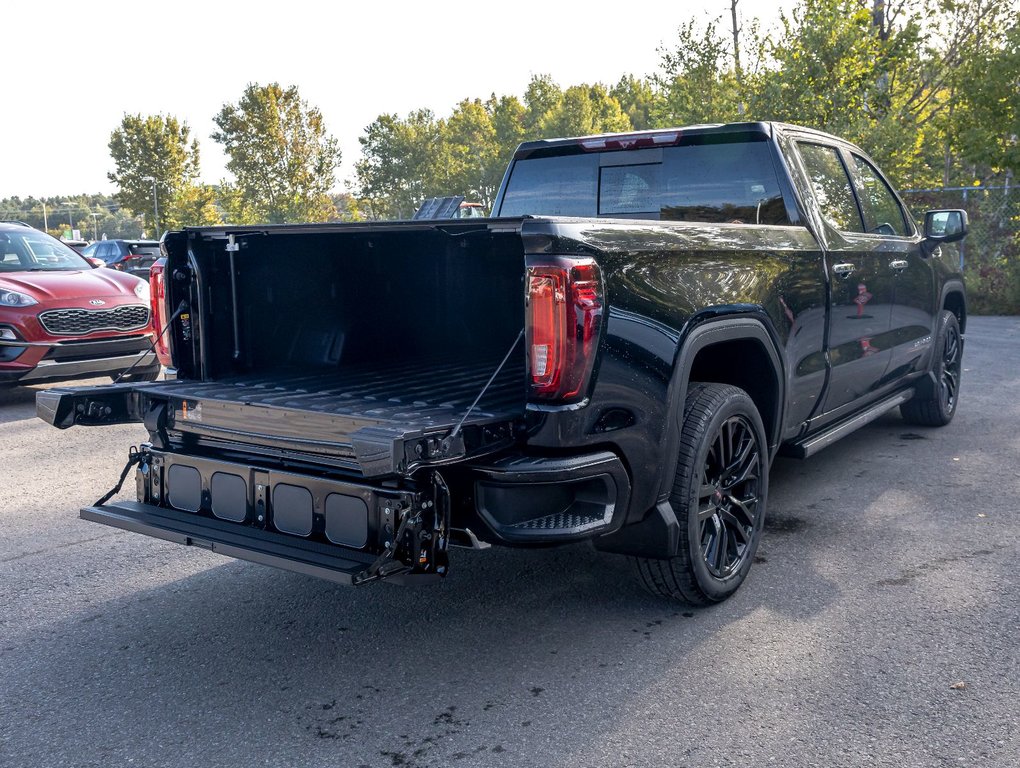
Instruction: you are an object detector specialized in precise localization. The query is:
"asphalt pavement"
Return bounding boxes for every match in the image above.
[1,316,1018,768]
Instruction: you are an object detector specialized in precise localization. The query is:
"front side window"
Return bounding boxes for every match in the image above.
[850,154,910,236]
[797,143,864,233]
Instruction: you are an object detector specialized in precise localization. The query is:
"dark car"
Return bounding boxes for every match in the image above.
[81,239,162,278]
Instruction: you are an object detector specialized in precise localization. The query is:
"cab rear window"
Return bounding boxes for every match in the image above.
[499,136,791,225]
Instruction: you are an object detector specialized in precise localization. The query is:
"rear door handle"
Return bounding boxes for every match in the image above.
[832,263,855,278]
[889,259,909,271]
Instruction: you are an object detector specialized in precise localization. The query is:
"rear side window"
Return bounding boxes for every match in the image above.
[797,143,864,233]
[499,136,791,225]
[849,154,910,236]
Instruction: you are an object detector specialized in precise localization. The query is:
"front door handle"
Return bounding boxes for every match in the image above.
[832,263,855,278]
[889,259,909,271]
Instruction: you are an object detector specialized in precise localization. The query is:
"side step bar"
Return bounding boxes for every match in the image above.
[783,390,914,459]
[81,500,435,585]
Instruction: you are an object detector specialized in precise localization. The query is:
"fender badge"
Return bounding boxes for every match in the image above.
[89,299,106,306]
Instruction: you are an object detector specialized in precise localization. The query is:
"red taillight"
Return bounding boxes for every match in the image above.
[149,258,172,367]
[526,257,603,401]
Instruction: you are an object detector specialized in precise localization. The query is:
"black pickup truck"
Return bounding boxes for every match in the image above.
[37,122,969,604]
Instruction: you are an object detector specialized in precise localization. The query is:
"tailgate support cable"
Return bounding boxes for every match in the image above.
[111,299,189,384]
[94,446,143,506]
[448,328,524,440]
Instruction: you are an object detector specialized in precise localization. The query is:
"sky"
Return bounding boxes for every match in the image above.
[1,0,792,199]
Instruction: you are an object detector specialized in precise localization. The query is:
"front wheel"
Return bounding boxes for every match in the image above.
[900,309,962,427]
[634,383,768,605]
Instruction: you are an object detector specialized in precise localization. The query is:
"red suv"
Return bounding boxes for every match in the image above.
[0,223,160,386]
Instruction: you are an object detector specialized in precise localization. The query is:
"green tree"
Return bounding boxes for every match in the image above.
[950,8,1019,181]
[355,110,444,219]
[108,114,200,236]
[442,98,503,206]
[610,75,663,130]
[212,83,341,224]
[522,74,563,136]
[167,184,221,229]
[655,19,745,126]
[538,83,632,137]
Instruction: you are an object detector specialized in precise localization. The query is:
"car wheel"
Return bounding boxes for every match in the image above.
[900,310,962,427]
[634,383,768,605]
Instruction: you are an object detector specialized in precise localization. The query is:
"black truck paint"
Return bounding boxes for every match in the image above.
[37,122,968,603]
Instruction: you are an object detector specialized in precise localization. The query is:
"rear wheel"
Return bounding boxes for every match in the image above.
[900,309,961,427]
[634,383,768,605]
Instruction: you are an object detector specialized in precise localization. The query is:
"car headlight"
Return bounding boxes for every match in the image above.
[0,290,38,307]
[133,281,150,301]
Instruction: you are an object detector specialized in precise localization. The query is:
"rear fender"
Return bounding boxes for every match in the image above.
[657,313,786,502]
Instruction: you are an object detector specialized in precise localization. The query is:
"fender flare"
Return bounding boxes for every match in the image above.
[939,280,967,333]
[656,314,786,502]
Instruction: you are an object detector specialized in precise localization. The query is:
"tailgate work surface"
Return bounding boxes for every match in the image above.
[142,354,525,475]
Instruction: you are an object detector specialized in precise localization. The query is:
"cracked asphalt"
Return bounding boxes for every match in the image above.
[1,316,1018,768]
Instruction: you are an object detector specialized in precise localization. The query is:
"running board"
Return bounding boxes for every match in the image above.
[783,390,914,459]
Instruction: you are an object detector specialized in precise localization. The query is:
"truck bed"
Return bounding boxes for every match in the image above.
[139,354,524,476]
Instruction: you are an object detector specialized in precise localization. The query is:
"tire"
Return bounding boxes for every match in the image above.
[634,383,768,605]
[900,310,962,427]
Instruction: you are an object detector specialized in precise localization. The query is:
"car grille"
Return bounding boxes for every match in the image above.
[39,305,150,336]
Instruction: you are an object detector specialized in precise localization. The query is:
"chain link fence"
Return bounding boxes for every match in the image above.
[901,185,1020,314]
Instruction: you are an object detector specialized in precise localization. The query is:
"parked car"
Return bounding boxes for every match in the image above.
[0,222,160,386]
[39,122,967,605]
[80,239,162,278]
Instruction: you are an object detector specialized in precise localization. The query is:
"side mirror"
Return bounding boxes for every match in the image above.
[924,209,968,243]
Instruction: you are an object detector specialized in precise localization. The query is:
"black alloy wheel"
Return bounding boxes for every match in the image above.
[633,383,769,605]
[901,309,963,427]
[697,414,763,580]
[939,319,961,413]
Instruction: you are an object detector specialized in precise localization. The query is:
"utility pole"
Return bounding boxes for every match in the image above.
[41,201,47,231]
[89,212,101,241]
[730,0,742,83]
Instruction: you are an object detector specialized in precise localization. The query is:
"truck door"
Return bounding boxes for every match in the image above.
[844,151,936,381]
[794,141,896,415]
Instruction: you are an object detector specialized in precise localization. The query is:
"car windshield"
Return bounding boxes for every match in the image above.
[0,229,91,272]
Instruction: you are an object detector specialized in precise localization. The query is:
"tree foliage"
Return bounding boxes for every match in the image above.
[108,113,203,236]
[212,83,341,224]
[354,75,635,216]
[355,109,444,219]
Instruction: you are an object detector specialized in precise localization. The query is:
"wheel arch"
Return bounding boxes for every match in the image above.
[657,314,786,501]
[940,281,967,334]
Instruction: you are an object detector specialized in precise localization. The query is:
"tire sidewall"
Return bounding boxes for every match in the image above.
[679,389,769,601]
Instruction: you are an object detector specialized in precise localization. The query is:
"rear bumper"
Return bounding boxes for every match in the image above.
[469,451,631,544]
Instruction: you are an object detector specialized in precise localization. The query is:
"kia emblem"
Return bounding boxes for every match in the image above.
[89,299,106,306]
